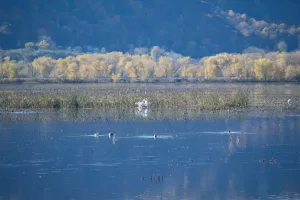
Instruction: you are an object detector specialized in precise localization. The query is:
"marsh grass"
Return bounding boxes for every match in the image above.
[0,89,249,110]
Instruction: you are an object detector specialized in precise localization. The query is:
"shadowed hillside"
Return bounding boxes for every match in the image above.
[0,0,300,57]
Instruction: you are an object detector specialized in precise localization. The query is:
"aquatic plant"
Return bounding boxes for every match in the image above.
[0,88,250,110]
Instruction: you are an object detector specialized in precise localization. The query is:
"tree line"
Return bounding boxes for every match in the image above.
[1,46,300,82]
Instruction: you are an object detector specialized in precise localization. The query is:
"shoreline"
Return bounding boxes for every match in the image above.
[1,107,299,122]
[0,78,299,85]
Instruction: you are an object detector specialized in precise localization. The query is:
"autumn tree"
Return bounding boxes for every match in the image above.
[139,55,156,78]
[67,62,79,80]
[24,42,35,49]
[116,55,128,76]
[154,57,167,78]
[254,58,272,80]
[51,58,67,80]
[136,61,150,80]
[7,60,17,80]
[177,56,191,77]
[38,40,50,49]
[32,57,56,78]
[204,58,221,79]
[181,65,198,78]
[230,63,243,78]
[125,61,137,78]
[238,55,255,79]
[91,60,113,78]
[204,64,217,79]
[111,73,121,82]
[79,65,97,80]
[0,57,18,79]
[285,65,298,80]
[159,56,174,78]
[270,65,285,80]
[0,59,6,78]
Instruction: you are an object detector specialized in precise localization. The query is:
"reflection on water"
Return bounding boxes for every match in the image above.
[1,110,300,200]
[135,107,151,118]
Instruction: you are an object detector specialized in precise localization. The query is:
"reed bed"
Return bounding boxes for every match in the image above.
[0,89,249,110]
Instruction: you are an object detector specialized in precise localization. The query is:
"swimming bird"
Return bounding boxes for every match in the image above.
[93,132,99,137]
[269,152,276,165]
[259,159,265,163]
[153,134,157,139]
[108,132,114,138]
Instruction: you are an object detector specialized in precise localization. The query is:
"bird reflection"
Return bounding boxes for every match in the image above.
[135,107,150,118]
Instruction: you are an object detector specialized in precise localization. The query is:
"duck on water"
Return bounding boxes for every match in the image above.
[109,132,114,138]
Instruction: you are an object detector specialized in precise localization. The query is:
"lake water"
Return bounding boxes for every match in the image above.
[1,83,300,200]
[1,109,300,200]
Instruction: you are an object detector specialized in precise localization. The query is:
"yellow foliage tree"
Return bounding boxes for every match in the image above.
[116,56,128,76]
[125,61,137,78]
[254,58,272,80]
[139,55,156,78]
[230,63,243,77]
[181,65,197,78]
[0,60,6,77]
[0,57,18,79]
[136,61,150,80]
[67,62,79,80]
[79,65,97,80]
[270,65,285,80]
[155,56,174,78]
[91,60,113,77]
[8,60,17,80]
[111,73,121,82]
[52,58,67,80]
[32,56,56,78]
[79,65,90,80]
[285,65,297,80]
[204,64,217,79]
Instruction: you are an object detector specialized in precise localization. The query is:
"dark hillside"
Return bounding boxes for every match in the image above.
[0,0,300,57]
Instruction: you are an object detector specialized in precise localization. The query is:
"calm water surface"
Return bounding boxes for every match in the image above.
[1,83,300,200]
[1,110,300,200]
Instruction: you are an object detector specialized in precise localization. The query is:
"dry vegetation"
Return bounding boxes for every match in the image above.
[0,89,249,110]
[1,46,300,82]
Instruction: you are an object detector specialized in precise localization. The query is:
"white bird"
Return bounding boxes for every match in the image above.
[135,98,151,108]
[288,99,292,105]
[153,134,157,139]
[108,132,114,138]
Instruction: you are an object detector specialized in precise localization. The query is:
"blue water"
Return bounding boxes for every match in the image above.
[1,111,300,200]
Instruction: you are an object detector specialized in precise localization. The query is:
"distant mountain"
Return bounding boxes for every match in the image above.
[0,0,299,57]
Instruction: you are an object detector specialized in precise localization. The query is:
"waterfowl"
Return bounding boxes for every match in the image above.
[269,152,276,164]
[93,132,99,137]
[108,132,114,138]
[135,99,151,108]
[269,157,276,164]
[153,134,157,139]
[259,159,265,163]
